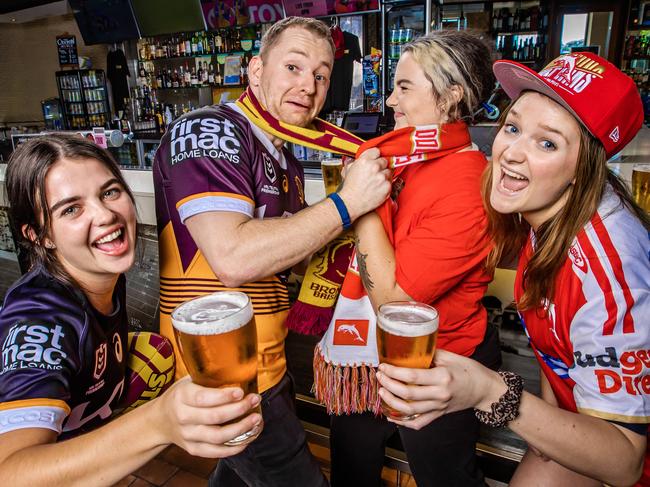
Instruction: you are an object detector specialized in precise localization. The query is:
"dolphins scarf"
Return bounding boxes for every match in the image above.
[311,124,472,415]
[236,88,472,415]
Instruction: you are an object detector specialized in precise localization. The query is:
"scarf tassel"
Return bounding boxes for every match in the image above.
[312,345,381,416]
[286,301,333,336]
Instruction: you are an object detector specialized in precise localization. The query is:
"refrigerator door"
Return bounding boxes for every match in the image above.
[41,98,63,130]
[57,70,86,129]
[381,1,441,110]
[80,70,110,128]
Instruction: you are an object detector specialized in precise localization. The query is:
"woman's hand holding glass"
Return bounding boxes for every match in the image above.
[376,349,507,431]
[156,377,262,458]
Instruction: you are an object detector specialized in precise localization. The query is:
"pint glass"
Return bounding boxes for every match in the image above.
[321,158,343,195]
[376,301,439,420]
[171,291,262,446]
[632,163,650,213]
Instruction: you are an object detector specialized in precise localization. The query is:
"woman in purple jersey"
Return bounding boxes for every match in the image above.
[375,53,650,486]
[0,134,261,486]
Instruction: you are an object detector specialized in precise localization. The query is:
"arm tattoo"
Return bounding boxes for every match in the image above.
[355,236,374,291]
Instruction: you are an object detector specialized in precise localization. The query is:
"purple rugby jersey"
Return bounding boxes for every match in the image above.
[0,266,128,439]
[153,103,307,273]
[153,102,308,390]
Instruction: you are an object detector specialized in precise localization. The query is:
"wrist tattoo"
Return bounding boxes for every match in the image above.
[355,236,374,290]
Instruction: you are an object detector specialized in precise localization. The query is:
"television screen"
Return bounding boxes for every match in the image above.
[68,0,140,45]
[283,0,379,18]
[130,0,206,36]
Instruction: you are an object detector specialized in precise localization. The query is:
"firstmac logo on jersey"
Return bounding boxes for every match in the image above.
[169,116,241,165]
[574,346,650,396]
[1,322,67,374]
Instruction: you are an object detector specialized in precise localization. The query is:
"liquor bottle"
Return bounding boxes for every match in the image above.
[202,61,209,84]
[506,9,514,31]
[215,31,223,53]
[182,63,190,86]
[522,38,530,61]
[215,66,222,86]
[233,29,242,51]
[208,32,215,54]
[196,33,204,55]
[197,63,204,85]
[164,105,173,127]
[138,40,147,60]
[185,35,192,56]
[178,35,185,56]
[172,69,180,88]
[202,31,210,54]
[513,9,520,31]
[208,62,215,85]
[191,67,199,86]
[530,7,539,30]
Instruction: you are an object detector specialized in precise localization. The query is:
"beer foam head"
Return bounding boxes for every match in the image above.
[171,291,254,335]
[377,302,439,337]
[321,158,342,166]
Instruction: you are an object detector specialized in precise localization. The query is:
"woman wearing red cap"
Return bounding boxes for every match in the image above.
[376,52,650,486]
[314,30,501,487]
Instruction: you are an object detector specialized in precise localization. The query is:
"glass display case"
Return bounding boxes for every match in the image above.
[108,138,160,170]
[381,1,442,108]
[41,98,64,130]
[56,69,110,130]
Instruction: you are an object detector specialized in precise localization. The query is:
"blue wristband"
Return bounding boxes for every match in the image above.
[328,192,352,230]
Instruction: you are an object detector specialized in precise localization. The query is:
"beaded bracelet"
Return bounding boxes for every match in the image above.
[474,371,524,428]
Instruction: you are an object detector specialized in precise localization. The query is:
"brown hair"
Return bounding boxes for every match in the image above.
[402,30,495,122]
[259,16,335,61]
[483,98,650,310]
[6,133,136,287]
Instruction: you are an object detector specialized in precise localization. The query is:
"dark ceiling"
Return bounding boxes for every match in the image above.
[0,0,63,15]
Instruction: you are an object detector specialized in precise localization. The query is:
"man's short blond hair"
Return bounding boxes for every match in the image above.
[260,17,335,61]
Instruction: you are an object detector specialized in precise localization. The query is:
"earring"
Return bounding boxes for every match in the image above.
[44,241,56,249]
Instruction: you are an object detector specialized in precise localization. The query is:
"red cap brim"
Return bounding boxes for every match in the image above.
[493,60,587,135]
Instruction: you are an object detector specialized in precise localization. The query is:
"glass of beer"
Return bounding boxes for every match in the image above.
[171,291,262,446]
[632,163,650,213]
[321,158,343,195]
[376,301,439,420]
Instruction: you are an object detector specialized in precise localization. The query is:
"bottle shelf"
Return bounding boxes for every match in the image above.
[139,51,258,62]
[153,84,246,91]
[492,30,541,36]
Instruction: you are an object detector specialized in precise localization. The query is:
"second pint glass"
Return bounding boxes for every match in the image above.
[321,158,343,195]
[376,301,439,420]
[632,163,650,213]
[171,291,263,446]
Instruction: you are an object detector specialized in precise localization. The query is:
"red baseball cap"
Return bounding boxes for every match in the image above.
[493,52,643,158]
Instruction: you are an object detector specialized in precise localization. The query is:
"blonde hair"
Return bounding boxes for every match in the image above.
[260,17,334,61]
[402,30,495,122]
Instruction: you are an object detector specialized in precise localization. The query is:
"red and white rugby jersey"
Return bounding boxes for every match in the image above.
[515,187,650,424]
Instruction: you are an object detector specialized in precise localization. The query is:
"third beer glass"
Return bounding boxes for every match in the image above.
[321,158,343,195]
[632,163,650,213]
[171,291,262,445]
[376,301,439,420]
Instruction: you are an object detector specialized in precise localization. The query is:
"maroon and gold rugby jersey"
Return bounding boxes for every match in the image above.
[153,103,306,392]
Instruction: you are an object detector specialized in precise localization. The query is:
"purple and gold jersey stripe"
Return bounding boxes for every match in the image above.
[0,398,70,413]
